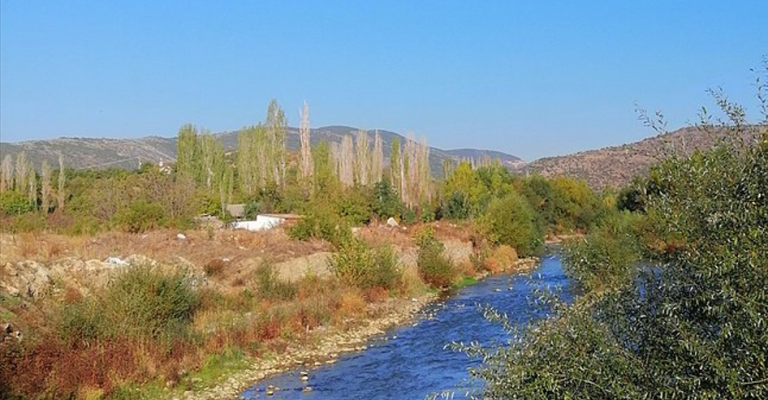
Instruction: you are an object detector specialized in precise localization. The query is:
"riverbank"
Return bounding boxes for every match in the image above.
[173,293,436,400]
[0,226,539,399]
[175,256,540,400]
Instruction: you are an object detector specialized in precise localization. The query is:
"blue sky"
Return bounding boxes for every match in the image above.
[1,1,766,160]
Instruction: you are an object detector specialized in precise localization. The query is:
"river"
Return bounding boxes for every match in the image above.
[240,254,572,399]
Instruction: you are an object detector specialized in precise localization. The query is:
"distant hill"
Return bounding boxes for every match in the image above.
[0,126,526,177]
[522,126,760,189]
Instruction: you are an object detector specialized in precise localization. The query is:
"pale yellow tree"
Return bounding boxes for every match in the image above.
[354,129,370,186]
[299,101,313,185]
[371,130,383,183]
[40,160,52,212]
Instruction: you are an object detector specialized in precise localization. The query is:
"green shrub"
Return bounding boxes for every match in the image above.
[6,212,48,233]
[58,298,104,345]
[482,191,544,257]
[254,262,297,301]
[328,237,400,290]
[57,264,199,345]
[116,200,166,233]
[102,264,199,341]
[415,227,456,288]
[443,191,471,220]
[562,211,643,292]
[371,178,404,220]
[0,191,35,216]
[287,207,351,247]
[335,188,372,226]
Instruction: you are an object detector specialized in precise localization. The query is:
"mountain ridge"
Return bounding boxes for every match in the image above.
[0,126,526,175]
[522,125,761,189]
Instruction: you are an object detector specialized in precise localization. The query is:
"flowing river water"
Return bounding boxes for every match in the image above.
[240,254,572,400]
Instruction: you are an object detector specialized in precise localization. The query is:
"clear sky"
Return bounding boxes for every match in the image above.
[1,1,766,160]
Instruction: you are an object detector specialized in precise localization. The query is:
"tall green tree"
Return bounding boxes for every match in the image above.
[176,124,199,179]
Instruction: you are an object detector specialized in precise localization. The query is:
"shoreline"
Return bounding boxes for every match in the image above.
[177,257,540,400]
[176,293,438,400]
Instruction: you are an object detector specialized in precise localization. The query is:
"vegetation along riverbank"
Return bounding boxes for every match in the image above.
[457,66,768,399]
[0,101,602,400]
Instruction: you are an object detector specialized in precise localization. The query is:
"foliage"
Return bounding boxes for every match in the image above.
[464,76,768,399]
[443,191,471,220]
[59,263,199,343]
[371,177,404,220]
[116,199,166,233]
[335,187,373,226]
[328,237,401,290]
[0,190,35,215]
[415,227,456,288]
[287,199,352,246]
[442,161,483,218]
[254,262,298,301]
[562,211,643,292]
[482,191,544,257]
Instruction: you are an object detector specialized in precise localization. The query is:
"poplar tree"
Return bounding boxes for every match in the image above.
[15,152,28,193]
[340,135,355,187]
[371,130,384,184]
[299,101,313,187]
[26,163,36,203]
[266,99,287,187]
[0,154,13,193]
[355,129,370,186]
[197,130,224,190]
[237,124,265,196]
[313,141,337,195]
[176,124,199,179]
[40,160,52,212]
[390,137,402,198]
[219,165,234,216]
[57,154,66,211]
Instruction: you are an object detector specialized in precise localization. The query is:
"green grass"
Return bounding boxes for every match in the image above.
[108,346,251,400]
[452,276,477,290]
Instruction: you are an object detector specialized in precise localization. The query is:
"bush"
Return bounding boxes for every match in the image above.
[254,262,297,301]
[102,264,199,341]
[415,227,456,288]
[58,298,104,346]
[5,212,48,233]
[287,205,351,247]
[562,211,642,292]
[482,191,544,257]
[443,191,471,220]
[0,191,35,216]
[371,178,404,220]
[116,200,166,233]
[58,264,199,345]
[335,188,372,226]
[328,237,400,291]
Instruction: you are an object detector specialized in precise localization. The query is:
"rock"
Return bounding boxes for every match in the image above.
[177,233,187,240]
[105,257,127,266]
[386,217,399,227]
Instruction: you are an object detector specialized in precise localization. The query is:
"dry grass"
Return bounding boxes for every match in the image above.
[485,245,518,273]
[0,223,460,399]
[0,227,331,268]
